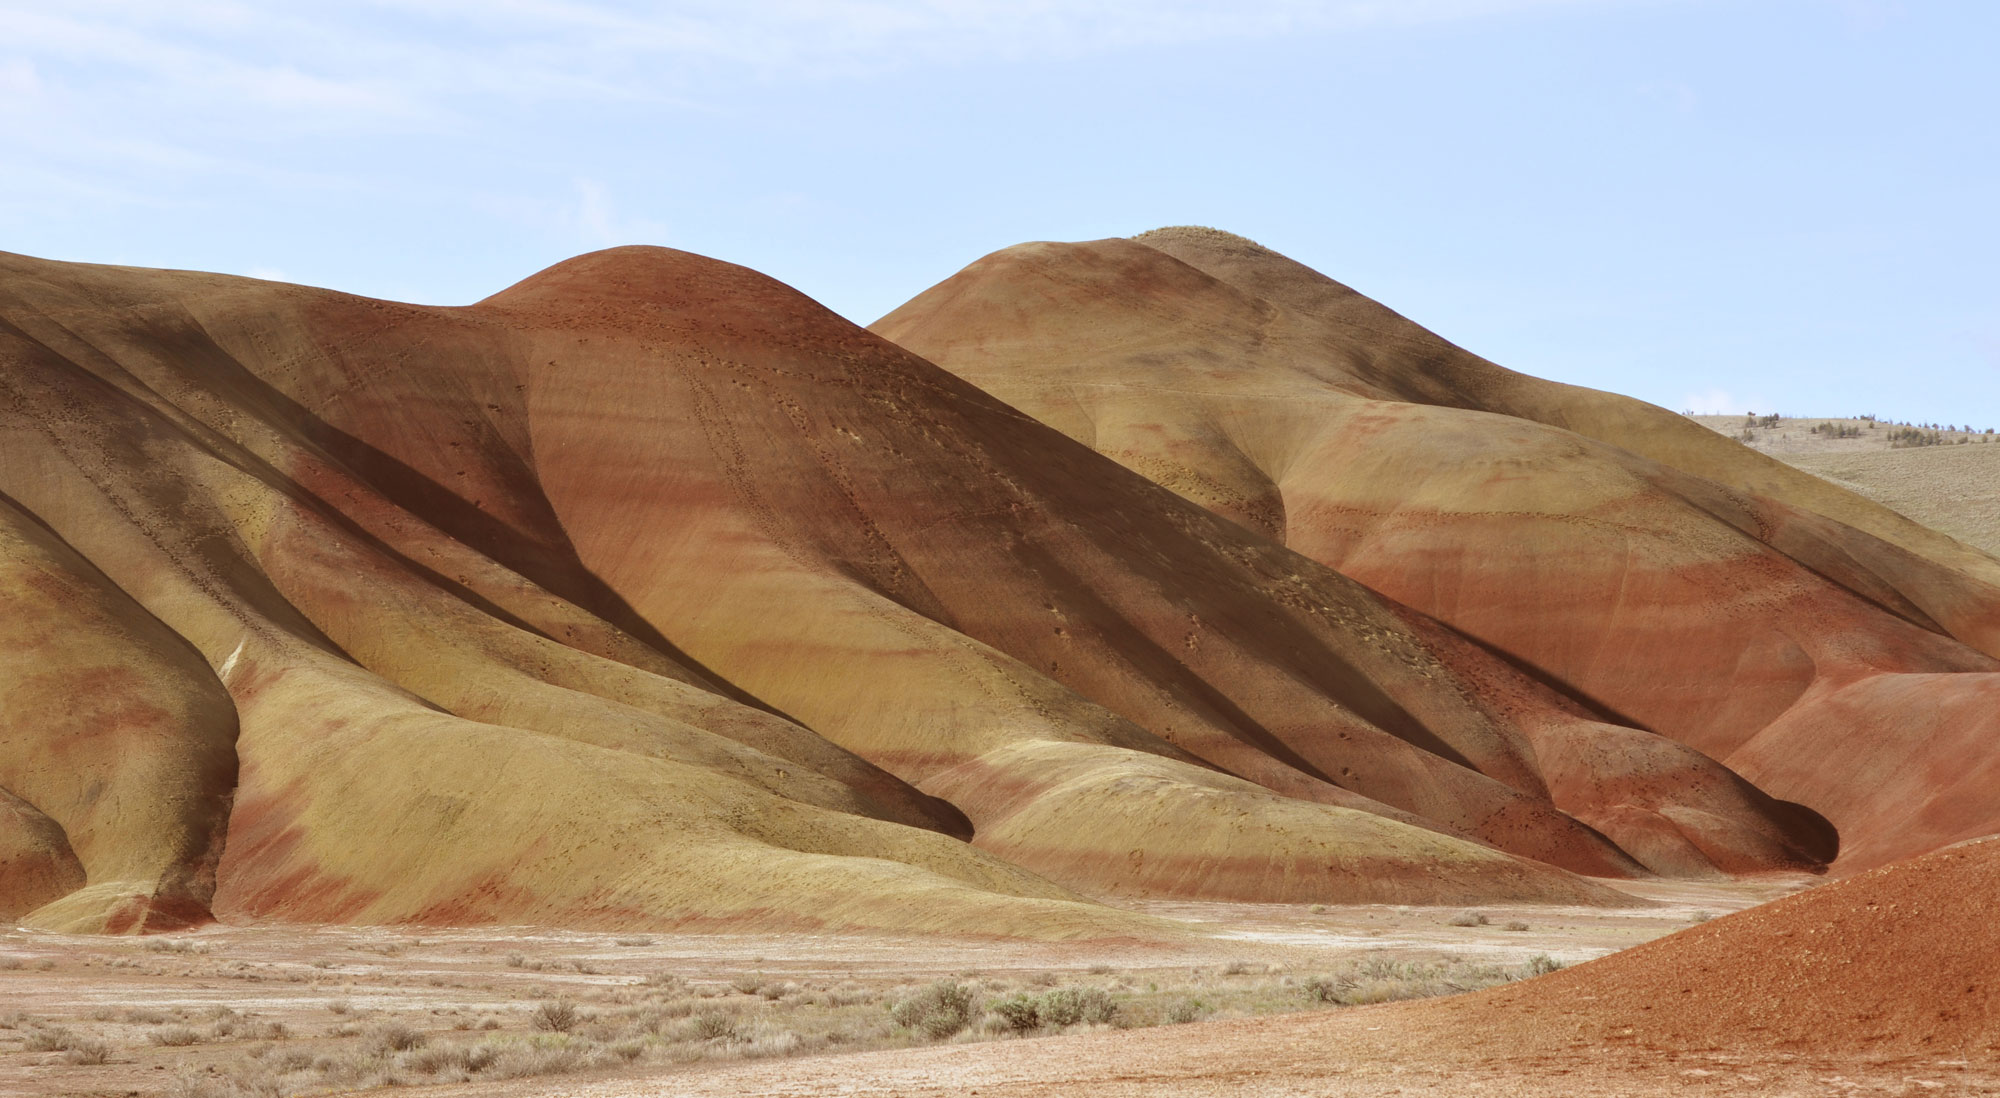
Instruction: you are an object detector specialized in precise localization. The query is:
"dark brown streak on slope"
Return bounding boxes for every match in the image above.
[1390,597,1662,734]
[186,328,795,723]
[0,320,344,657]
[850,315,1487,775]
[162,313,583,645]
[1003,533,1345,788]
[674,350,965,633]
[11,305,588,668]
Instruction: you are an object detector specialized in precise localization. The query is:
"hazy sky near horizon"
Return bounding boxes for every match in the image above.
[3,0,1994,423]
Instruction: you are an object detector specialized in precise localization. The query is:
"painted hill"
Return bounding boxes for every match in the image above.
[874,226,2000,874]
[0,244,1786,934]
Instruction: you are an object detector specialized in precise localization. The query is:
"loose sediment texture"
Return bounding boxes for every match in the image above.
[875,226,2000,873]
[1434,835,2000,1053]
[0,245,1669,932]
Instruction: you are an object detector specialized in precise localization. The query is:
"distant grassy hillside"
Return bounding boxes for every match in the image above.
[1691,414,2000,559]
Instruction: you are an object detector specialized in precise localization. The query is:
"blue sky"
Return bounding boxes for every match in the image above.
[3,0,1993,423]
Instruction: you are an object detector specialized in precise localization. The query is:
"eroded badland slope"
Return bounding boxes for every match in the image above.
[4,245,1699,934]
[876,226,2000,876]
[9,229,1996,939]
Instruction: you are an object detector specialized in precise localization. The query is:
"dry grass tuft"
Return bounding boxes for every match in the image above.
[1296,954,1560,1007]
[150,1025,204,1047]
[370,1021,427,1052]
[1131,225,1266,251]
[27,1026,112,1063]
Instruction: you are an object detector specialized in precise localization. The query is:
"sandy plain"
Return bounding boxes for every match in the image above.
[0,879,1816,1098]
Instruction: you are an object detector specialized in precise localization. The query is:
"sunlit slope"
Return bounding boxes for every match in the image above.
[0,496,235,932]
[1130,226,2000,657]
[876,228,2000,872]
[0,246,1658,930]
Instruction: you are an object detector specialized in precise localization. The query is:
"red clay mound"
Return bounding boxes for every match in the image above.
[1439,836,2000,1054]
[875,227,2000,873]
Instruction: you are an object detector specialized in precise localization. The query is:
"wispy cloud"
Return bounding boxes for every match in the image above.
[561,178,668,248]
[2,0,1637,125]
[368,0,1630,76]
[0,56,39,98]
[0,0,1659,259]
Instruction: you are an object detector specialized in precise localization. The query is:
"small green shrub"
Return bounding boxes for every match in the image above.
[690,1013,736,1041]
[29,1026,107,1060]
[890,980,975,1040]
[990,995,1040,1034]
[1525,954,1565,977]
[1301,976,1345,1004]
[1167,998,1209,1024]
[1038,986,1118,1027]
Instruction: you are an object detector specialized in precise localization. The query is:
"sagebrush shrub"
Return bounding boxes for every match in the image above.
[531,1001,579,1033]
[889,981,975,1039]
[990,995,1040,1034]
[371,1022,427,1052]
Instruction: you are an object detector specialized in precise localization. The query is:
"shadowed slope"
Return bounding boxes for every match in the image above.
[0,246,1651,930]
[0,788,84,919]
[875,229,2000,872]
